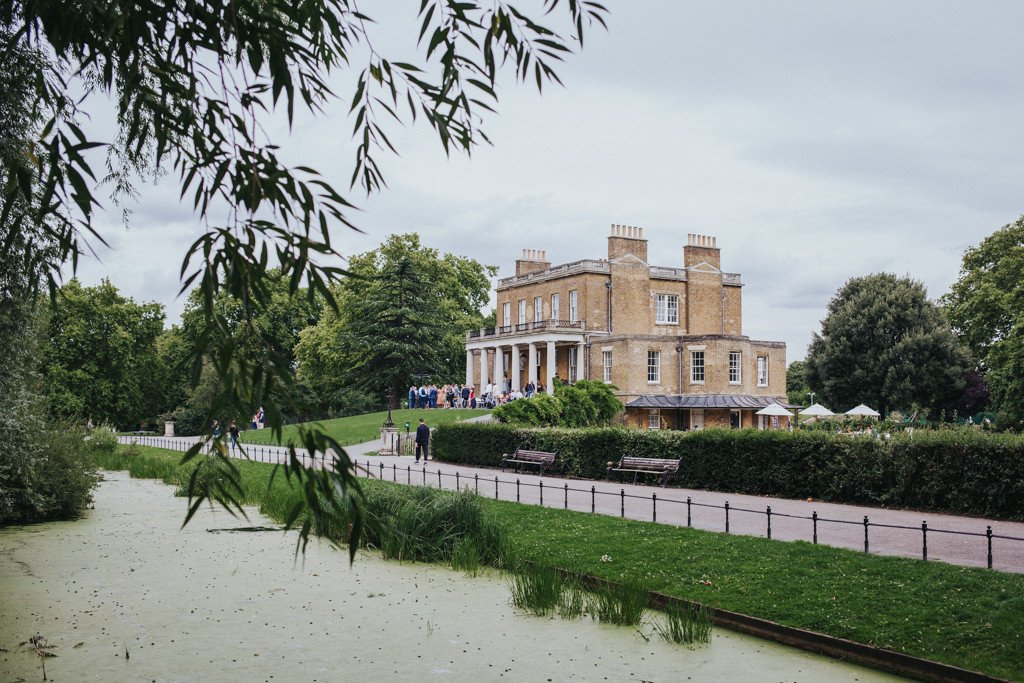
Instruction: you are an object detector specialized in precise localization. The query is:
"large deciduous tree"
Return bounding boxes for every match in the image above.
[942,215,1024,426]
[805,273,970,416]
[295,234,494,408]
[41,279,167,429]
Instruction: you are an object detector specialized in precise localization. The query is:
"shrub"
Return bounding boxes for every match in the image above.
[432,423,1024,519]
[492,380,623,428]
[0,416,101,524]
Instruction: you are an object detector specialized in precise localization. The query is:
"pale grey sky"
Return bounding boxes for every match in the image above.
[74,1,1024,360]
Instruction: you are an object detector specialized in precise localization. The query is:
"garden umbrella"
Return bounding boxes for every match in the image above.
[756,403,794,417]
[845,404,881,417]
[800,403,835,417]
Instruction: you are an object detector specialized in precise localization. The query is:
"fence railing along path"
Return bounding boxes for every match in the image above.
[120,435,1024,573]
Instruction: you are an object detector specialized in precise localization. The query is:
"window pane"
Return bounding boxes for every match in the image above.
[656,294,678,324]
[729,351,741,383]
[690,350,704,383]
[648,350,660,383]
[603,350,612,383]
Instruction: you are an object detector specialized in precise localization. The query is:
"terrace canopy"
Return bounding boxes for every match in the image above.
[625,394,797,410]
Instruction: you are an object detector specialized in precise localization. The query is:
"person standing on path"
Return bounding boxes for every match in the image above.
[415,418,430,463]
[228,421,239,448]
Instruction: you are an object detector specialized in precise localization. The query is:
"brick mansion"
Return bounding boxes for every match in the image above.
[464,225,789,429]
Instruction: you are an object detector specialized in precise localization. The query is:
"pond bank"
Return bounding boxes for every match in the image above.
[0,472,904,682]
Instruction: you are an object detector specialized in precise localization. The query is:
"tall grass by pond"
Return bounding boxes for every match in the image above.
[506,562,711,640]
[653,601,713,645]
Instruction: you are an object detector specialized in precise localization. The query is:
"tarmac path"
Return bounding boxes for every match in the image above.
[120,432,1024,573]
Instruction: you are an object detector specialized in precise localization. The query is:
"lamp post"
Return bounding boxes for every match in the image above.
[381,388,397,455]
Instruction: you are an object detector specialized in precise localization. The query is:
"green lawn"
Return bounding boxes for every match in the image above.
[240,408,489,447]
[96,445,1024,681]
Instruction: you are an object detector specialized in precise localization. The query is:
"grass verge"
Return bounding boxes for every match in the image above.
[96,445,1023,680]
[240,408,488,447]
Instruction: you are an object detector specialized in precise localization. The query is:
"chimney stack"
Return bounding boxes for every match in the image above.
[515,247,551,277]
[683,232,721,269]
[607,223,649,262]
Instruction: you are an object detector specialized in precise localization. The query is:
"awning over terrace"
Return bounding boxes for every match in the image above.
[625,394,799,410]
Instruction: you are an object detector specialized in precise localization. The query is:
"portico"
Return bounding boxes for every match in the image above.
[465,325,585,394]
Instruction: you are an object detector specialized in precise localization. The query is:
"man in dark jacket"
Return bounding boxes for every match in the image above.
[415,418,430,463]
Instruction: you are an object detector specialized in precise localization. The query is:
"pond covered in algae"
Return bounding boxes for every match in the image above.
[0,472,904,682]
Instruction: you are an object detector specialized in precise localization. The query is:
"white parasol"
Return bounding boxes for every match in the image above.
[756,403,794,417]
[800,403,835,417]
[845,404,881,417]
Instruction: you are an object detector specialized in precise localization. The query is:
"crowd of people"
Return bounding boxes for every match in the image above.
[408,378,549,410]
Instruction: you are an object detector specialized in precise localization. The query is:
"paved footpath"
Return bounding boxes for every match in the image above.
[122,434,1024,574]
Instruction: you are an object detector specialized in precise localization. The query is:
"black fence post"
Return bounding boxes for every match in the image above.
[456,471,460,491]
[922,521,928,561]
[516,479,521,502]
[812,511,818,544]
[495,476,499,500]
[591,486,596,513]
[767,505,772,540]
[987,525,993,569]
[475,473,479,495]
[564,484,569,510]
[863,516,869,553]
[407,465,411,484]
[393,463,397,482]
[437,469,442,488]
[620,488,625,518]
[652,492,657,522]
[539,480,544,507]
[422,466,426,485]
[379,462,384,479]
[686,497,692,527]
[725,501,730,533]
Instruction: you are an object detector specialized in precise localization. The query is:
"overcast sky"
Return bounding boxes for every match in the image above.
[72,1,1024,361]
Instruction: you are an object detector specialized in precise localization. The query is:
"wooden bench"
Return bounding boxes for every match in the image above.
[607,456,681,486]
[501,449,557,476]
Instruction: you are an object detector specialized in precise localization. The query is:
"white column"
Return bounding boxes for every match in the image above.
[495,346,505,389]
[577,341,586,382]
[510,344,521,391]
[465,350,474,387]
[528,342,538,386]
[480,347,490,389]
[546,340,557,392]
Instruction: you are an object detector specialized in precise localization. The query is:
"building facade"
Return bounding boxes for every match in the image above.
[464,225,789,429]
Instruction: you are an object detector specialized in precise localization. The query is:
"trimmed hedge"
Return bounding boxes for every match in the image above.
[432,423,1024,520]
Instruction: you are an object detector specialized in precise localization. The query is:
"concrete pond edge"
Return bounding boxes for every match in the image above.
[539,565,1010,683]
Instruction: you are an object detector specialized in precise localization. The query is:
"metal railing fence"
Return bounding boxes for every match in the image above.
[120,436,1024,571]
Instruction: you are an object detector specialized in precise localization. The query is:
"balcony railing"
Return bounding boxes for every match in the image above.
[723,273,743,286]
[466,319,586,340]
[498,259,610,288]
[649,266,687,280]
